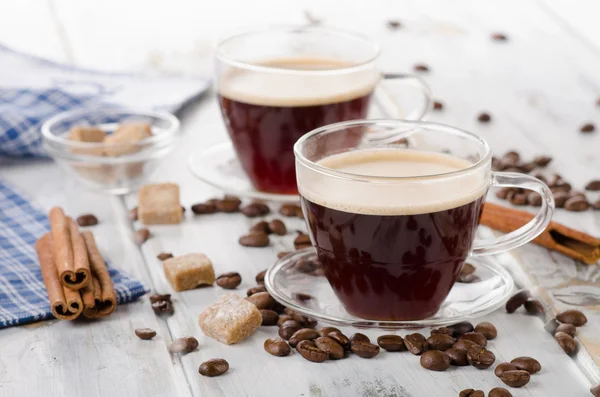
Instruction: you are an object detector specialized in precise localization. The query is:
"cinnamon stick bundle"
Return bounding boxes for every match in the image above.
[481,202,600,264]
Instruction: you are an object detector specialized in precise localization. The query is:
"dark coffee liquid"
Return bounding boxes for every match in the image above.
[218,58,377,194]
[302,196,485,321]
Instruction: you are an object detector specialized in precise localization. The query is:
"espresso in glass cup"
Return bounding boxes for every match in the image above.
[215,26,431,195]
[295,120,554,321]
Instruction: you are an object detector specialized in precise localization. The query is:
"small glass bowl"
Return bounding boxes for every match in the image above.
[42,108,180,194]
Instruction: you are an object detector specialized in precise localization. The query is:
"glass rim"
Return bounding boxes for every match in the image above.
[215,25,382,75]
[293,119,492,183]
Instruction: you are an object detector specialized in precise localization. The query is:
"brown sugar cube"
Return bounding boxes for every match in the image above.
[103,122,152,156]
[68,126,106,156]
[163,253,215,291]
[198,292,262,344]
[138,183,183,225]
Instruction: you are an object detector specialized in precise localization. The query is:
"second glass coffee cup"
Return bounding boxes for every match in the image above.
[215,26,431,195]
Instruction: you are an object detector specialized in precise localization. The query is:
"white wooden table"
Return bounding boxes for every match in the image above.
[1,1,599,396]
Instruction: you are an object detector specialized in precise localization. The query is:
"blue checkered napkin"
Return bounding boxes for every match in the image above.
[0,180,148,328]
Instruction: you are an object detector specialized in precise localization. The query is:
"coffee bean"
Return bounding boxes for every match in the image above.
[506,290,530,313]
[571,191,587,199]
[474,322,497,340]
[215,197,241,212]
[199,358,229,377]
[277,251,291,259]
[509,193,527,205]
[250,221,270,234]
[553,191,569,208]
[404,333,428,355]
[585,180,600,191]
[555,323,576,337]
[241,202,270,217]
[430,327,453,336]
[191,202,216,214]
[491,32,508,41]
[527,192,542,206]
[276,314,293,327]
[453,339,480,351]
[510,356,541,374]
[294,233,311,250]
[564,196,590,211]
[466,346,495,369]
[492,157,507,171]
[594,200,600,210]
[502,151,520,164]
[168,336,199,354]
[377,335,406,352]
[555,332,578,355]
[156,252,173,261]
[134,228,151,245]
[76,214,98,227]
[591,384,600,397]
[328,331,351,351]
[524,298,545,315]
[246,285,267,296]
[279,320,302,340]
[264,337,291,357]
[239,232,269,247]
[128,207,138,221]
[266,219,287,235]
[499,370,530,387]
[580,123,595,133]
[296,340,329,362]
[289,328,319,348]
[351,342,380,358]
[315,336,345,359]
[445,348,469,366]
[260,309,279,326]
[433,100,444,110]
[135,328,156,340]
[280,204,302,217]
[246,292,275,310]
[477,112,491,123]
[426,334,455,351]
[557,309,588,326]
[420,350,450,371]
[414,63,429,72]
[349,333,370,344]
[216,272,242,289]
[448,321,474,337]
[489,387,513,397]
[533,155,552,166]
[253,269,266,284]
[459,332,487,348]
[457,263,478,283]
[495,362,518,377]
[151,300,174,315]
[149,293,171,303]
[459,389,484,397]
[387,20,402,30]
[518,162,537,173]
[293,258,318,273]
[284,310,317,328]
[317,327,341,337]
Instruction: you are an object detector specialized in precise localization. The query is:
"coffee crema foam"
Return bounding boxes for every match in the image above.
[298,149,490,215]
[218,57,379,107]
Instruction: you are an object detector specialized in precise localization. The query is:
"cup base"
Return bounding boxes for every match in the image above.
[264,248,514,329]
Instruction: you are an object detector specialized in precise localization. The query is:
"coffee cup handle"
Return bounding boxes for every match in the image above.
[471,172,555,256]
[374,73,432,120]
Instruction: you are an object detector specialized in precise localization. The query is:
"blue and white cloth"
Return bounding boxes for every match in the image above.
[0,44,210,158]
[0,180,148,328]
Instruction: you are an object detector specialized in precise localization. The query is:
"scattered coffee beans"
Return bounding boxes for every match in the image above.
[268,219,287,235]
[495,362,518,377]
[191,202,216,214]
[556,309,588,326]
[591,384,600,397]
[555,331,578,355]
[156,252,173,261]
[239,232,269,247]
[215,272,242,289]
[387,20,401,30]
[294,233,311,250]
[215,196,241,212]
[477,112,491,123]
[296,340,329,362]
[250,221,270,234]
[315,336,345,359]
[246,285,267,296]
[510,356,541,374]
[76,214,98,227]
[168,336,199,354]
[349,333,370,344]
[524,298,544,315]
[433,100,444,110]
[506,290,530,313]
[377,335,406,352]
[580,123,595,133]
[404,333,428,355]
[448,321,474,337]
[135,328,156,340]
[420,350,450,371]
[279,320,302,340]
[289,328,319,348]
[264,337,291,357]
[445,348,469,366]
[474,322,497,340]
[459,332,487,348]
[260,309,279,326]
[555,323,576,337]
[459,389,484,397]
[279,204,302,217]
[128,207,138,221]
[414,63,430,72]
[351,341,380,358]
[466,346,495,369]
[241,202,270,217]
[491,33,508,41]
[499,369,530,387]
[134,228,151,245]
[199,358,229,377]
[246,292,275,310]
[489,387,513,397]
[426,334,455,351]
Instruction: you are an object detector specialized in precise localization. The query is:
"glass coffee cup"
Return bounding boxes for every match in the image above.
[294,119,554,321]
[215,26,431,195]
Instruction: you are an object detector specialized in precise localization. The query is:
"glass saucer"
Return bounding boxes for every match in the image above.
[264,248,514,329]
[188,142,300,202]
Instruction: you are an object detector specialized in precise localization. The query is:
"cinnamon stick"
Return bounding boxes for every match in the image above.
[80,278,97,318]
[481,202,600,264]
[82,231,116,317]
[49,207,90,290]
[36,233,83,320]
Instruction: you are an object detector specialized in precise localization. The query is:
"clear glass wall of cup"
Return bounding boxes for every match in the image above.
[198,26,431,199]
[294,120,554,321]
